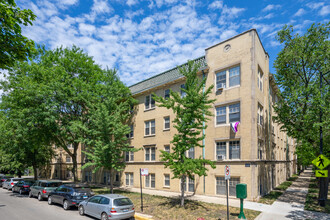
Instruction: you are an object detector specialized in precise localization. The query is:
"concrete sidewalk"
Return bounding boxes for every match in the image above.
[256,167,329,220]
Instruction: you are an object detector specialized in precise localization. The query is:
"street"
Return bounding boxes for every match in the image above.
[0,188,96,220]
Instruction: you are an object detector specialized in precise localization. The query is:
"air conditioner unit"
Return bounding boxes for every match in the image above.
[217,155,225,160]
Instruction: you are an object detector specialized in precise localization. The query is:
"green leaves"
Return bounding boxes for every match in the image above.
[0,0,37,69]
[153,60,216,206]
[273,22,330,164]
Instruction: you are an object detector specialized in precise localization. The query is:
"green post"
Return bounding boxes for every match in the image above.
[236,183,247,219]
[238,198,246,219]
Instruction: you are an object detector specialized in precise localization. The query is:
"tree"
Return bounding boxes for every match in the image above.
[153,60,216,207]
[0,0,36,69]
[82,69,137,193]
[273,22,329,206]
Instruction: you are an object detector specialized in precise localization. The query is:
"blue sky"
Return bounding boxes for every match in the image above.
[16,0,329,86]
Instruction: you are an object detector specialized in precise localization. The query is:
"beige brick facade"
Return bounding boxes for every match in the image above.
[48,29,297,201]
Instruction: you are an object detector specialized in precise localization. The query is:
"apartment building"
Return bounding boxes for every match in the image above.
[47,29,296,201]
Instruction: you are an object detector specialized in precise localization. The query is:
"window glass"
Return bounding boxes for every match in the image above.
[229,141,240,159]
[180,84,186,97]
[216,177,226,195]
[100,197,110,205]
[229,66,240,87]
[164,145,170,153]
[89,196,101,203]
[151,174,155,188]
[145,95,150,109]
[114,198,133,206]
[188,178,194,192]
[216,106,226,124]
[216,71,226,89]
[188,147,195,159]
[216,142,226,159]
[164,89,170,99]
[164,174,170,186]
[229,103,240,122]
[164,116,170,130]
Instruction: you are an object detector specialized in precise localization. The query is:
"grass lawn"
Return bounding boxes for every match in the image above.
[304,177,330,214]
[258,178,295,205]
[93,188,260,220]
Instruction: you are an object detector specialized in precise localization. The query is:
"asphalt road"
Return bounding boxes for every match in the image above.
[0,187,97,220]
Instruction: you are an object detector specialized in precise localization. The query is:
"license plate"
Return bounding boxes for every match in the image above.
[83,196,88,199]
[122,209,128,212]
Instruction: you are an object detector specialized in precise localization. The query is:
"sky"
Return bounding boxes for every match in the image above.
[14,0,330,87]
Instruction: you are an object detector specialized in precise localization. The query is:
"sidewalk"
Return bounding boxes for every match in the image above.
[256,167,329,220]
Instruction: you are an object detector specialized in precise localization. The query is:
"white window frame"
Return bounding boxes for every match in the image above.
[180,84,186,97]
[215,140,240,160]
[145,146,156,161]
[164,174,170,187]
[164,89,170,99]
[66,155,72,163]
[258,69,263,91]
[145,94,155,110]
[125,173,133,186]
[257,104,263,126]
[216,176,240,196]
[215,65,240,91]
[164,116,170,130]
[127,125,134,138]
[125,149,134,162]
[164,145,170,153]
[145,120,155,136]
[215,102,240,126]
[145,173,155,188]
[216,141,227,160]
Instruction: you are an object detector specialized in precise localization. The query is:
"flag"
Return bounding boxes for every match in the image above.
[231,121,240,133]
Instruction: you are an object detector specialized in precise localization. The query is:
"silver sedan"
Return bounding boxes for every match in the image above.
[78,194,135,220]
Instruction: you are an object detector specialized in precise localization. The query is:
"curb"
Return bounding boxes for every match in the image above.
[134,212,153,220]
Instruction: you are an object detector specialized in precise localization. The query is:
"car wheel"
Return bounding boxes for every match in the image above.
[12,188,15,193]
[48,196,53,205]
[101,212,109,220]
[63,200,70,210]
[29,191,33,198]
[38,193,43,201]
[19,189,22,195]
[78,206,84,216]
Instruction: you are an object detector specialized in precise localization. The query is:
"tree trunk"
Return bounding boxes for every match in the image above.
[110,168,114,194]
[72,144,78,182]
[33,165,38,180]
[180,175,185,207]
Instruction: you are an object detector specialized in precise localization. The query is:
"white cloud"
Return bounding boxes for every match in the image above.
[262,4,281,12]
[57,0,78,8]
[208,1,223,10]
[126,0,138,6]
[319,5,330,16]
[294,8,305,17]
[307,2,324,10]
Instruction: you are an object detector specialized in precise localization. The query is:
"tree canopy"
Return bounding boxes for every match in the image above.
[153,60,216,207]
[273,22,330,164]
[0,0,36,69]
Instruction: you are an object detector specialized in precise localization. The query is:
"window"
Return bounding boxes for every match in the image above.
[229,103,240,122]
[145,95,155,110]
[145,174,155,188]
[164,116,170,130]
[125,149,134,162]
[216,103,240,125]
[104,172,110,184]
[125,173,133,186]
[145,120,155,136]
[216,71,226,89]
[164,89,170,99]
[67,144,73,149]
[181,176,194,192]
[216,142,226,160]
[258,140,263,159]
[229,141,240,159]
[216,177,240,196]
[187,147,195,159]
[216,106,226,125]
[180,84,186,97]
[66,155,71,163]
[215,66,240,90]
[127,125,134,138]
[229,66,240,87]
[258,69,263,91]
[145,146,156,161]
[257,104,263,126]
[164,174,170,187]
[164,145,170,153]
[85,171,92,182]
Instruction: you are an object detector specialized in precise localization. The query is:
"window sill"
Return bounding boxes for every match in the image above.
[144,107,156,112]
[216,85,240,93]
[144,134,156,138]
[163,186,170,188]
[215,124,229,127]
[163,129,170,131]
[144,160,156,162]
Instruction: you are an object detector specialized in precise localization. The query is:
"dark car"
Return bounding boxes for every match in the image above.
[29,180,62,201]
[48,184,93,210]
[12,180,36,195]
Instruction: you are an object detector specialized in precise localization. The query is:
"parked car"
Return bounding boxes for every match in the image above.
[2,178,23,190]
[0,176,13,187]
[29,180,62,201]
[48,184,93,210]
[12,180,36,195]
[78,194,135,220]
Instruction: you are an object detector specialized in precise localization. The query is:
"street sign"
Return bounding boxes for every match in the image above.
[312,154,330,170]
[316,170,328,178]
[225,165,230,180]
[141,168,149,176]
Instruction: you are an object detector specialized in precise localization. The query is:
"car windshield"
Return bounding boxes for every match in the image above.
[114,198,133,206]
[13,178,23,181]
[74,187,91,193]
[45,182,62,187]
